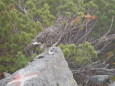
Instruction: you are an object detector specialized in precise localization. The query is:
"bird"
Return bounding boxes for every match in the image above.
[24,16,69,56]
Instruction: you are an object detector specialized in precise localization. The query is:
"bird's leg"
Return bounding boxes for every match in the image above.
[48,47,58,55]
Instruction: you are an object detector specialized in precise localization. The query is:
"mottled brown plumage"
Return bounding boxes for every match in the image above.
[24,16,69,56]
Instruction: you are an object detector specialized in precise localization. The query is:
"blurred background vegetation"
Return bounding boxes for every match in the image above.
[0,0,115,75]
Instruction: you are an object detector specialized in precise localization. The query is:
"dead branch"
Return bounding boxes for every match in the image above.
[13,0,27,14]
[105,16,114,36]
[92,16,114,51]
[24,14,115,57]
[72,61,115,76]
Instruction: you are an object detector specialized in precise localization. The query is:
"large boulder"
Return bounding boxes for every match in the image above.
[0,47,78,86]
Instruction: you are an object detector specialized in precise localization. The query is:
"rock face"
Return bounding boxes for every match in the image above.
[0,47,78,86]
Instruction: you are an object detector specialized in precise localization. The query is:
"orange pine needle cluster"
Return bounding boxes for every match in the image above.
[70,18,81,25]
[70,14,96,25]
[84,14,96,23]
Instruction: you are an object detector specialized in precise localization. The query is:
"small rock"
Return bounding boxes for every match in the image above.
[89,75,110,83]
[108,82,115,86]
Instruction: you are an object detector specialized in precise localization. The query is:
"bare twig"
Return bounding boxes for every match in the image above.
[13,0,27,14]
[105,16,114,36]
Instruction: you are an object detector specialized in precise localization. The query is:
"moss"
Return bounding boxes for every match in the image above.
[110,76,115,81]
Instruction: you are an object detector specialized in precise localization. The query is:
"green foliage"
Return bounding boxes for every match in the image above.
[15,51,28,69]
[0,0,54,73]
[85,0,115,38]
[59,42,97,65]
[45,0,84,17]
[0,0,114,74]
[0,51,37,73]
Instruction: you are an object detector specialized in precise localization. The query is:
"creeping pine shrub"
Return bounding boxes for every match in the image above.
[14,51,38,72]
[59,42,97,65]
[0,51,38,73]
